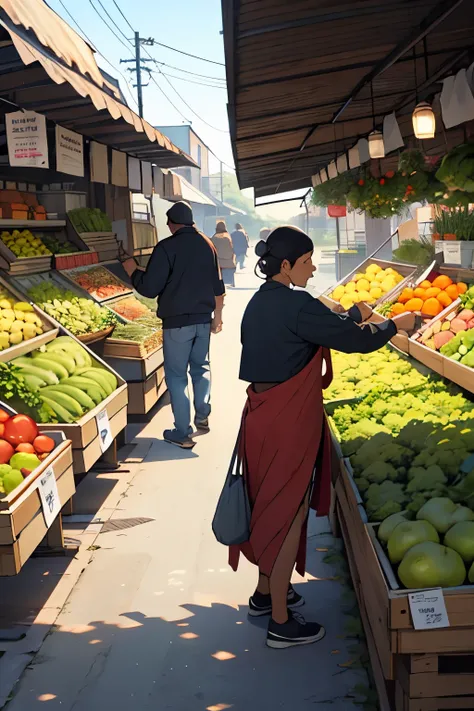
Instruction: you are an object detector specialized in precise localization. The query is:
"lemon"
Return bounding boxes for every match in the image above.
[356,278,370,292]
[332,285,345,301]
[357,290,371,301]
[345,281,356,293]
[353,273,365,281]
[366,263,382,274]
[370,287,382,299]
[340,296,354,310]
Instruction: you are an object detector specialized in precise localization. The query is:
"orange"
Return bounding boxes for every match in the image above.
[432,275,453,290]
[423,297,443,317]
[413,287,428,300]
[419,280,432,289]
[445,284,459,300]
[457,282,468,295]
[398,287,414,304]
[437,292,452,308]
[404,297,424,312]
[425,287,441,299]
[391,303,406,315]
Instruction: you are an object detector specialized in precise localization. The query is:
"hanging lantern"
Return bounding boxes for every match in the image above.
[368,130,385,159]
[412,101,436,139]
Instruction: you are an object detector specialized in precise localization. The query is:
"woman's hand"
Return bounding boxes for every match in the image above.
[356,302,373,322]
[392,312,416,333]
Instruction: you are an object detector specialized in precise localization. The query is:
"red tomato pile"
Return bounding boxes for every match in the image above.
[0,409,55,467]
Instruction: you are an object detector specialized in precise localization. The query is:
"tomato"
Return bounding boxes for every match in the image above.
[0,409,10,423]
[33,435,55,454]
[0,424,5,438]
[37,453,49,461]
[0,439,14,464]
[16,443,36,454]
[3,415,39,446]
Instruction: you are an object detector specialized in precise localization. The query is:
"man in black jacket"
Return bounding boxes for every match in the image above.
[121,201,225,449]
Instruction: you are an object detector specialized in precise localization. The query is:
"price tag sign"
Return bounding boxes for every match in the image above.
[443,242,462,265]
[409,589,450,630]
[96,409,112,453]
[38,466,60,529]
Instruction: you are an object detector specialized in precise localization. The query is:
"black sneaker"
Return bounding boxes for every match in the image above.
[266,611,326,649]
[163,429,195,449]
[248,585,304,617]
[195,418,210,433]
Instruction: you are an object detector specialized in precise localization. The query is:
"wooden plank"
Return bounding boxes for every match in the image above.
[395,683,474,711]
[391,593,474,630]
[397,654,474,699]
[0,464,75,575]
[398,627,474,656]
[72,404,127,474]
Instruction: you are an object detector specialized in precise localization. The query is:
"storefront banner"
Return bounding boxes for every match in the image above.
[6,110,49,168]
[111,149,128,187]
[55,125,84,176]
[90,141,109,183]
[128,156,141,191]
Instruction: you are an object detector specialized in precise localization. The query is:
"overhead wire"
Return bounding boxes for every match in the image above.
[154,61,226,83]
[159,71,226,89]
[88,0,133,53]
[112,0,225,66]
[55,0,139,111]
[94,0,133,46]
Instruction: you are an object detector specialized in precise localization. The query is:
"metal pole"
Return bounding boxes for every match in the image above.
[336,216,341,250]
[135,31,143,118]
[220,161,224,202]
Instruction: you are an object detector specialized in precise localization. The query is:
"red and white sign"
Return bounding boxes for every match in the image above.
[6,110,49,168]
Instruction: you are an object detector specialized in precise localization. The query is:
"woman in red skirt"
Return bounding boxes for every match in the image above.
[230,226,415,649]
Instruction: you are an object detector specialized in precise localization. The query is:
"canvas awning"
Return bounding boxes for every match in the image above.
[222,0,474,196]
[0,0,196,168]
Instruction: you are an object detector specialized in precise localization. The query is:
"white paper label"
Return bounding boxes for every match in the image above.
[408,589,450,630]
[55,125,84,177]
[443,242,462,265]
[96,409,113,453]
[38,466,60,529]
[6,110,49,168]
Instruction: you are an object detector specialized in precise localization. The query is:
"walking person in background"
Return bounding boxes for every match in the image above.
[120,201,225,450]
[259,226,271,243]
[231,223,250,270]
[212,220,236,287]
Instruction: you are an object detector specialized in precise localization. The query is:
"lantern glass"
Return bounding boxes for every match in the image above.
[412,102,436,139]
[368,130,385,159]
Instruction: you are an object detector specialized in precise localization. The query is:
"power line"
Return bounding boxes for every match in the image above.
[88,0,133,54]
[55,0,139,110]
[155,61,225,83]
[148,73,192,124]
[94,0,133,46]
[112,0,225,66]
[160,72,226,89]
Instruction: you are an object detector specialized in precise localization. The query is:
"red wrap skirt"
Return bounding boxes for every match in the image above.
[229,347,333,577]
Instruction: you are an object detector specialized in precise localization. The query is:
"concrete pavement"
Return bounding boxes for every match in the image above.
[5,261,367,711]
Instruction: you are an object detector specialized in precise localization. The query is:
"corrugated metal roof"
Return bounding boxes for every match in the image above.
[0,0,196,168]
[222,0,474,196]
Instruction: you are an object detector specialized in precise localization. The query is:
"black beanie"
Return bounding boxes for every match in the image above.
[167,201,194,226]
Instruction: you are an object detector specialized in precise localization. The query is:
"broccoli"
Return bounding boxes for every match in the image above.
[360,461,398,484]
[406,492,431,514]
[369,500,402,522]
[343,419,390,444]
[382,413,405,432]
[365,480,406,520]
[449,470,474,507]
[406,465,447,493]
[354,477,370,493]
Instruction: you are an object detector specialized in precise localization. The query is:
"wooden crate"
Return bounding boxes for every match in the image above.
[103,345,163,380]
[370,311,410,352]
[0,438,74,575]
[103,338,162,361]
[395,683,474,711]
[72,403,127,473]
[396,653,474,699]
[128,366,166,415]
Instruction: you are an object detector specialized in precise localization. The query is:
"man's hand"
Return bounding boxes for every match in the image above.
[211,315,223,334]
[122,257,138,277]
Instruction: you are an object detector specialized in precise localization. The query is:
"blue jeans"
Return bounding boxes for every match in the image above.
[236,253,246,269]
[163,323,212,438]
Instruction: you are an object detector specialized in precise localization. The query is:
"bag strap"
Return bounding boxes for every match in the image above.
[229,403,249,478]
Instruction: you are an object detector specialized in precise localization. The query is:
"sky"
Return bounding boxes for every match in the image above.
[48,0,304,220]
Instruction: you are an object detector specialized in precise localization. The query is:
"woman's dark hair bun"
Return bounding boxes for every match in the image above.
[255,240,269,258]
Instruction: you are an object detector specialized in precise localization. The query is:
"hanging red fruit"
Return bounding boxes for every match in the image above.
[385,170,395,179]
[358,179,365,186]
[379,178,385,185]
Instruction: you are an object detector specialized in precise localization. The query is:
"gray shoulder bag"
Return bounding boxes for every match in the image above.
[212,433,251,546]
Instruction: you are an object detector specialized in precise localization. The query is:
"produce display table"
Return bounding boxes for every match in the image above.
[325,253,474,711]
[0,433,74,575]
[103,343,165,416]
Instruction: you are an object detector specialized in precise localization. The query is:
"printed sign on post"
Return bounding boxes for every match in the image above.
[38,466,60,529]
[408,589,450,630]
[6,110,49,168]
[96,409,113,453]
[56,125,84,177]
[443,242,462,265]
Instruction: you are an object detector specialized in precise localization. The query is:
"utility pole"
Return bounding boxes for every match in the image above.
[120,35,154,118]
[220,161,223,202]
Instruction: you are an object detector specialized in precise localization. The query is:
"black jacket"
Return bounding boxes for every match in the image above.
[132,226,225,329]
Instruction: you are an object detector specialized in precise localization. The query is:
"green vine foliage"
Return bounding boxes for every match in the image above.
[311,150,450,219]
